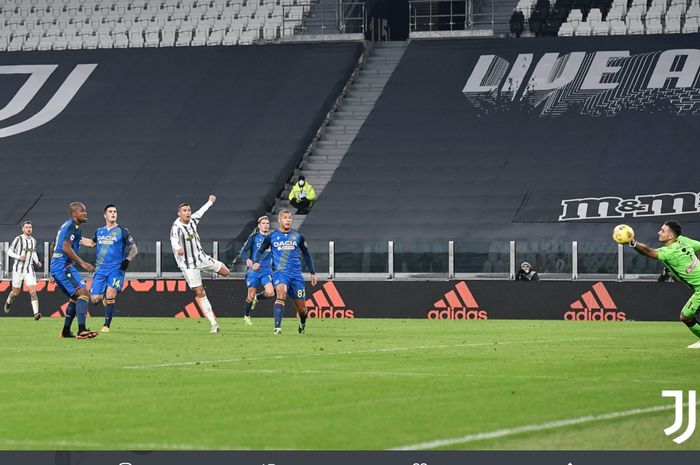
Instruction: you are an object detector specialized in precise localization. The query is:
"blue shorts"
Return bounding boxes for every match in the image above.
[246,270,272,289]
[90,269,126,296]
[273,271,306,301]
[51,266,86,298]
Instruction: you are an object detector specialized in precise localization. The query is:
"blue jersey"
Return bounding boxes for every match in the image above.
[254,229,315,276]
[241,232,272,274]
[94,225,135,271]
[50,219,82,271]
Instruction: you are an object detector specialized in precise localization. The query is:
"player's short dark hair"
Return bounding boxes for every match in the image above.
[257,215,270,224]
[68,202,85,213]
[177,203,190,211]
[21,220,32,226]
[664,220,682,237]
[104,204,117,213]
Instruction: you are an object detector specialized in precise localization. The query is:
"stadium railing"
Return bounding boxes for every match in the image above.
[0,239,664,282]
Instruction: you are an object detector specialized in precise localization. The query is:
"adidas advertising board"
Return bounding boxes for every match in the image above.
[0,278,691,322]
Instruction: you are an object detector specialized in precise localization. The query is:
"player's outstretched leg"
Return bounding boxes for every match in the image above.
[4,288,19,314]
[681,295,700,348]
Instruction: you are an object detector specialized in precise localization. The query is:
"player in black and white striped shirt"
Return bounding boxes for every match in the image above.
[4,221,43,319]
[170,195,230,333]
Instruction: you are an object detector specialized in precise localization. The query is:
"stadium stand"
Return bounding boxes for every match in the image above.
[300,35,700,258]
[267,41,407,230]
[0,0,312,51]
[517,0,700,36]
[0,43,362,244]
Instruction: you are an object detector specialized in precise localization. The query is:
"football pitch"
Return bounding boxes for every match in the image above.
[0,317,698,450]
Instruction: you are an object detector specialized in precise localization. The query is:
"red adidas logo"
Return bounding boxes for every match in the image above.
[428,281,487,320]
[175,297,212,318]
[304,282,354,318]
[564,282,626,321]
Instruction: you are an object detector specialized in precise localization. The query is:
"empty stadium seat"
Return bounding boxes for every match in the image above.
[646,17,663,33]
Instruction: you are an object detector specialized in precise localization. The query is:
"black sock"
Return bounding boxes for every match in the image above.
[78,324,86,333]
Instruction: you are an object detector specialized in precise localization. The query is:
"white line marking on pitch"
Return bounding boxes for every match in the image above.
[0,438,243,450]
[122,337,602,369]
[388,401,700,450]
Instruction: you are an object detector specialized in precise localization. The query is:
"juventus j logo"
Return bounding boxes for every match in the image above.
[663,390,697,444]
[0,64,97,138]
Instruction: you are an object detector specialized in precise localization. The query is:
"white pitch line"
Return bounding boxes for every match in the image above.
[190,368,450,377]
[0,438,243,450]
[388,401,700,450]
[122,337,602,369]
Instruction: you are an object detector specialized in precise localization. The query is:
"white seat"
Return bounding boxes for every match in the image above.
[175,28,192,45]
[665,16,681,32]
[574,21,592,35]
[627,18,644,33]
[626,6,644,21]
[128,29,144,46]
[222,28,239,44]
[161,27,176,46]
[37,33,55,49]
[665,5,685,21]
[113,31,129,47]
[608,19,626,34]
[558,21,575,36]
[587,8,602,22]
[53,33,69,49]
[144,29,160,46]
[207,28,223,45]
[82,32,98,48]
[592,20,609,35]
[645,17,663,33]
[97,30,113,47]
[7,35,25,51]
[645,7,662,21]
[190,27,208,45]
[682,17,699,32]
[606,7,624,21]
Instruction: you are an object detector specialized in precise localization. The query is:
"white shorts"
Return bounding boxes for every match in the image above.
[12,271,37,289]
[180,256,224,289]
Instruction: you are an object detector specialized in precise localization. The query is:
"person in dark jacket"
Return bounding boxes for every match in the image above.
[510,9,525,37]
[515,261,539,281]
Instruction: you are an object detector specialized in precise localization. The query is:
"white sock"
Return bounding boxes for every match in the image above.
[6,294,14,305]
[31,298,39,315]
[198,296,217,326]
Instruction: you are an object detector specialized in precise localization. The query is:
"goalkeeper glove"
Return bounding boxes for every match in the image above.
[120,259,130,270]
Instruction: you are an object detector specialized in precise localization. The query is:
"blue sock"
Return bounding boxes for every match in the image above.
[76,297,88,331]
[274,300,285,328]
[63,301,76,331]
[103,298,115,327]
[244,299,253,317]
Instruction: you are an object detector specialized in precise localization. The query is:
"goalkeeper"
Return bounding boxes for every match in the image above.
[628,220,700,349]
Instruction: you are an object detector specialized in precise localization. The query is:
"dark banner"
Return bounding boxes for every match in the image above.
[0,278,690,322]
[2,451,700,465]
[302,34,700,243]
[0,43,362,242]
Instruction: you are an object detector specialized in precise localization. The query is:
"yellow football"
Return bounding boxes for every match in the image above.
[612,224,635,244]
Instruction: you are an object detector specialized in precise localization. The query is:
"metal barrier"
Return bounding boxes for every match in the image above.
[282,1,366,38]
[409,0,494,36]
[0,239,663,282]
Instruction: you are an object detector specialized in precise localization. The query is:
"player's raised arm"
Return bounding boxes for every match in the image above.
[252,234,272,270]
[298,235,317,286]
[192,195,216,221]
[630,240,659,260]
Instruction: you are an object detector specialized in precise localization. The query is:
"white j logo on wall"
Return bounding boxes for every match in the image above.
[663,390,697,444]
[0,63,97,138]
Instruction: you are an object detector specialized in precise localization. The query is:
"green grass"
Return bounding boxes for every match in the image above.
[0,316,698,450]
